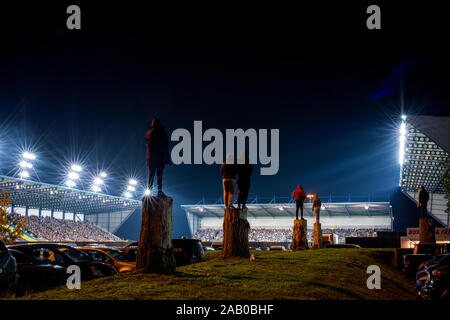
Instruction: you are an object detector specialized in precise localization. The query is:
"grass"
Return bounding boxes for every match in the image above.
[7,249,416,300]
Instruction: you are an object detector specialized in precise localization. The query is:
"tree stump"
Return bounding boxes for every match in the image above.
[136,196,176,274]
[419,218,436,244]
[313,222,323,249]
[222,207,250,258]
[292,219,308,251]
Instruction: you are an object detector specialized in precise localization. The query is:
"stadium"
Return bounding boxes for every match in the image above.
[1,115,448,248]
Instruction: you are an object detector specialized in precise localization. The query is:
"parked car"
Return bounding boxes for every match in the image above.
[172,238,205,266]
[403,254,436,278]
[324,244,361,248]
[78,247,135,272]
[416,253,450,300]
[269,246,286,251]
[8,249,68,295]
[0,240,17,290]
[122,238,206,267]
[8,243,117,281]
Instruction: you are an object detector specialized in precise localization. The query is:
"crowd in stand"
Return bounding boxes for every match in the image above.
[193,227,382,242]
[7,212,122,242]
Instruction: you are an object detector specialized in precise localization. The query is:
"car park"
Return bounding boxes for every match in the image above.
[0,240,17,291]
[8,249,69,295]
[78,247,136,272]
[416,253,450,300]
[324,244,361,248]
[122,238,206,267]
[8,243,117,281]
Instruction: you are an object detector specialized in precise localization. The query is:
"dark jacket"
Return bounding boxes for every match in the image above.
[418,188,429,204]
[237,163,253,185]
[145,119,170,167]
[221,163,237,180]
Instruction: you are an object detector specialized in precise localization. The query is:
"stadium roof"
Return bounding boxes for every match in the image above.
[181,198,391,219]
[400,115,449,194]
[0,175,141,215]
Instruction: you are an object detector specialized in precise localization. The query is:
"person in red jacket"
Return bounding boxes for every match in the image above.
[291,185,306,220]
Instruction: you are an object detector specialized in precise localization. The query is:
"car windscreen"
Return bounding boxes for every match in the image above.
[103,249,135,262]
[57,247,91,262]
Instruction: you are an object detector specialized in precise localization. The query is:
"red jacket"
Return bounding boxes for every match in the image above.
[292,186,306,201]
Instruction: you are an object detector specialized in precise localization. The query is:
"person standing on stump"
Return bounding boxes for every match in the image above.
[221,154,237,208]
[145,118,170,197]
[418,186,429,218]
[291,185,306,220]
[237,152,253,209]
[312,194,321,223]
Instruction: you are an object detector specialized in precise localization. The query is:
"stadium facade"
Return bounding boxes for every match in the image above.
[182,194,393,235]
[2,114,448,240]
[0,174,141,235]
[399,115,450,227]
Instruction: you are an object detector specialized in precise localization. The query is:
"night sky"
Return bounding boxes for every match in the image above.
[1,2,449,236]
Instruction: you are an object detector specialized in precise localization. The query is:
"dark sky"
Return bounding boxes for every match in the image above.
[1,2,449,236]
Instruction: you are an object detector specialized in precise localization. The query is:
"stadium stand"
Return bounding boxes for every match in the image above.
[7,212,121,242]
[193,227,386,243]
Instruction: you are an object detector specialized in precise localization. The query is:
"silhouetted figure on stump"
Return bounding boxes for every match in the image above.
[312,194,321,223]
[145,118,170,197]
[418,186,429,219]
[237,153,253,209]
[221,154,237,208]
[291,185,306,220]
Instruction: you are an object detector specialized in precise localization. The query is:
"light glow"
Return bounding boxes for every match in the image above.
[20,170,30,179]
[66,180,76,188]
[71,164,82,172]
[68,172,80,180]
[144,189,151,196]
[22,152,36,160]
[129,179,138,186]
[124,192,132,198]
[99,171,107,178]
[92,185,102,193]
[93,177,104,185]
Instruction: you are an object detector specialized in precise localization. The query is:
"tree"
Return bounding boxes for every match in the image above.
[444,159,450,216]
[0,190,26,244]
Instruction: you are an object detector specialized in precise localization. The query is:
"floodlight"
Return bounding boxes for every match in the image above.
[278,206,284,211]
[144,189,151,196]
[92,185,102,193]
[20,170,30,179]
[22,152,36,160]
[71,164,82,172]
[68,172,80,180]
[124,192,132,198]
[401,114,406,120]
[19,160,32,169]
[199,206,204,212]
[93,177,104,185]
[99,171,107,178]
[400,122,406,135]
[66,180,76,187]
[321,205,326,210]
[129,179,138,186]
[127,185,136,192]
[364,205,369,210]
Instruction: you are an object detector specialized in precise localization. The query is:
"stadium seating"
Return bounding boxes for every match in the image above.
[7,213,122,242]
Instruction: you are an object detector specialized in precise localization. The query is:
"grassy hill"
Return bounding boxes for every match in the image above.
[13,249,416,300]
